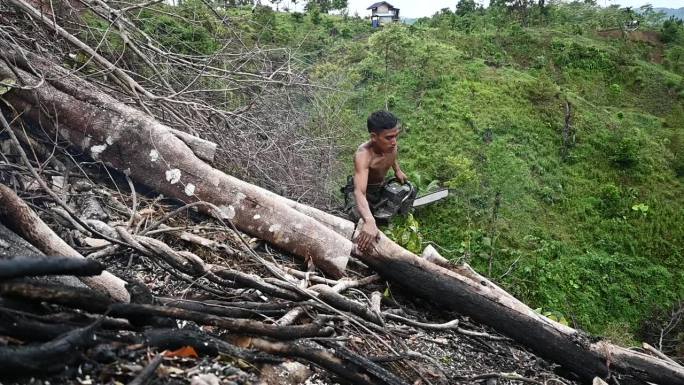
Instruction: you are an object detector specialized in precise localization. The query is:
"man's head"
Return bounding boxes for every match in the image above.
[367,110,400,153]
[367,110,398,133]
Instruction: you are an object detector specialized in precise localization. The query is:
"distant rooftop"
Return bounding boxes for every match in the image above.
[367,2,398,11]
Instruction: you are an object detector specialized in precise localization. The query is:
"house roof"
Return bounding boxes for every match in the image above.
[367,2,398,10]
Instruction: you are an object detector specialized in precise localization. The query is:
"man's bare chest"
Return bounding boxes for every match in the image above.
[369,153,395,171]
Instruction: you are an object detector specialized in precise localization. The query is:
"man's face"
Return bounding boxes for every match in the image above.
[371,126,400,154]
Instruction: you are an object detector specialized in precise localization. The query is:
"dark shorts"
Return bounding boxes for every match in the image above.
[341,176,386,223]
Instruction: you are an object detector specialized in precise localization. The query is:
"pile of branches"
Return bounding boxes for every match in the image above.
[0,123,574,384]
[0,0,348,207]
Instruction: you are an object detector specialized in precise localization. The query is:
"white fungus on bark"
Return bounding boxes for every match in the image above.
[235,192,247,205]
[90,144,107,160]
[165,169,181,184]
[184,183,196,196]
[219,205,235,219]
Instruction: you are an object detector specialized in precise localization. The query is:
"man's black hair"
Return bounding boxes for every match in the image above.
[367,110,398,133]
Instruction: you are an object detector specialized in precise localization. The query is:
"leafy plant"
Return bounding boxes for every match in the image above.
[385,214,424,253]
[631,203,649,216]
[534,307,570,326]
[599,184,623,218]
[606,128,642,169]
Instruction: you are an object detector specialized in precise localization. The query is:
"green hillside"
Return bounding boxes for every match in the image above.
[89,0,683,340]
[306,3,684,337]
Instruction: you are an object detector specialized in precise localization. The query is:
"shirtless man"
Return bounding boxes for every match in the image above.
[348,110,408,252]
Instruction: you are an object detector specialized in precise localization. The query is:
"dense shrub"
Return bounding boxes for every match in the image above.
[598,184,623,218]
[661,17,683,44]
[551,40,616,72]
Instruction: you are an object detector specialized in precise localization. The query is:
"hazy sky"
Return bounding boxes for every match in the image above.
[276,0,684,18]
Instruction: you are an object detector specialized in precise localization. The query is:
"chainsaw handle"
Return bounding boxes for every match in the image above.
[387,176,413,187]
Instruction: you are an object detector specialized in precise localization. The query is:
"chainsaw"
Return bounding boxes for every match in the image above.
[372,179,449,221]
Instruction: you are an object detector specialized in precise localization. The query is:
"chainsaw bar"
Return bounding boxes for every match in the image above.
[412,188,449,207]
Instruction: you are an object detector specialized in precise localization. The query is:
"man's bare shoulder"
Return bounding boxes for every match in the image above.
[355,140,373,153]
[354,142,373,165]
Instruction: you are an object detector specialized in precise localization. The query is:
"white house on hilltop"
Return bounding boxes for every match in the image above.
[368,1,400,27]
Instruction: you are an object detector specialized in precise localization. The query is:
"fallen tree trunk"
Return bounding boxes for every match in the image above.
[357,231,609,380]
[355,229,684,385]
[2,48,683,385]
[0,183,130,302]
[0,49,352,279]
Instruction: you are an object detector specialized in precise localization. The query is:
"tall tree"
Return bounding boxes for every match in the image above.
[456,0,478,16]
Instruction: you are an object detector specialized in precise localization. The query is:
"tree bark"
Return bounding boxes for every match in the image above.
[169,128,217,164]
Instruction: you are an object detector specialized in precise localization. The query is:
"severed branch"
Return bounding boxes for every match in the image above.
[642,342,682,367]
[249,338,398,385]
[0,279,332,339]
[457,372,544,385]
[156,297,289,319]
[0,279,114,313]
[108,303,334,340]
[383,313,509,340]
[7,0,154,99]
[277,274,381,326]
[0,256,104,279]
[0,319,101,375]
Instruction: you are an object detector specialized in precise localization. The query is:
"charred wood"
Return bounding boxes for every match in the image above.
[157,297,288,319]
[210,266,301,301]
[0,321,100,375]
[108,303,334,339]
[141,328,281,363]
[0,279,113,313]
[318,340,409,385]
[249,338,382,385]
[0,257,104,279]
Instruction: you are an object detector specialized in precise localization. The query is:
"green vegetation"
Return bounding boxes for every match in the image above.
[81,0,683,339]
[308,2,684,336]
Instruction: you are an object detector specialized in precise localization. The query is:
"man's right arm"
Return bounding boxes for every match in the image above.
[353,151,379,252]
